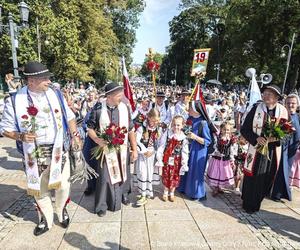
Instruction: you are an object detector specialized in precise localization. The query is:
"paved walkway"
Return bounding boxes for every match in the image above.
[0,137,299,250]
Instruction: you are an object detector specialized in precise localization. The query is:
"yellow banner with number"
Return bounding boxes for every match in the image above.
[191,48,211,76]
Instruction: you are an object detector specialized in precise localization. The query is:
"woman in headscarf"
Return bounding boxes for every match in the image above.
[178,100,212,200]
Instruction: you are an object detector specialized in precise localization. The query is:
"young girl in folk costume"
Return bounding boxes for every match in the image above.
[134,109,162,206]
[156,115,189,202]
[233,136,249,195]
[206,122,237,196]
[132,97,150,130]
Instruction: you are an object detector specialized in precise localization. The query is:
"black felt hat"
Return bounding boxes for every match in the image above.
[104,82,123,96]
[156,91,165,97]
[181,89,191,95]
[261,84,282,98]
[23,61,53,78]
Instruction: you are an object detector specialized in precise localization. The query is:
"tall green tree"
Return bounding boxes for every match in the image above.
[0,0,144,86]
[164,0,300,92]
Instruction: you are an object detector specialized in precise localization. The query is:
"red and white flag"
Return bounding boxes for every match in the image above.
[122,56,136,112]
[193,83,206,109]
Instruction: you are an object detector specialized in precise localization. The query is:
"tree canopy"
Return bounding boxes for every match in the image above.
[163,0,300,92]
[0,0,144,86]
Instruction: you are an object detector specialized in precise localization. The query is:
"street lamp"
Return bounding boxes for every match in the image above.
[171,67,177,85]
[0,1,30,80]
[209,15,225,83]
[281,33,296,93]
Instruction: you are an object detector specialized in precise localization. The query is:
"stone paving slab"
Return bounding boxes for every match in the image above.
[147,220,209,250]
[58,222,121,250]
[0,224,66,250]
[1,137,300,250]
[120,221,150,250]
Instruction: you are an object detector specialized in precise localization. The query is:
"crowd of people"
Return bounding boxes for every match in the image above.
[0,61,300,236]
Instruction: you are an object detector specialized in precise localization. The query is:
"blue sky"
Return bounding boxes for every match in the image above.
[132,0,181,64]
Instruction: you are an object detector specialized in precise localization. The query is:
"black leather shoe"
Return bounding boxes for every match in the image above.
[245,209,255,214]
[84,187,94,196]
[198,195,207,201]
[271,197,281,202]
[60,207,70,228]
[122,196,130,206]
[34,217,49,236]
[97,210,106,217]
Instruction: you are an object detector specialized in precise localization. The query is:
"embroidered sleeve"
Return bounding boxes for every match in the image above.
[230,143,238,161]
[181,138,189,171]
[132,109,139,120]
[0,97,18,133]
[156,130,168,166]
[136,126,148,154]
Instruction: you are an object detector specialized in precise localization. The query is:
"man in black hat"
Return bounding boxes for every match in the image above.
[0,61,81,235]
[241,84,294,213]
[152,91,171,128]
[175,89,190,120]
[87,82,138,217]
[205,94,217,122]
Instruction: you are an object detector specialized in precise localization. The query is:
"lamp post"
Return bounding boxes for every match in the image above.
[0,1,30,80]
[281,33,296,93]
[172,66,177,86]
[209,15,225,83]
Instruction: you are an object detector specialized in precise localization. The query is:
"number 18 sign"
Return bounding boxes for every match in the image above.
[190,48,211,77]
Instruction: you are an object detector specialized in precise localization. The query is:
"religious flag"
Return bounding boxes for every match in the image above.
[122,56,136,112]
[191,48,211,76]
[241,74,262,124]
[193,83,207,109]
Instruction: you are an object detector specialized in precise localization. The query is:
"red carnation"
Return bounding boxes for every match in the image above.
[186,119,193,126]
[110,123,116,129]
[21,114,29,119]
[112,138,119,145]
[115,127,121,136]
[219,139,227,146]
[121,126,128,133]
[106,128,113,136]
[279,118,288,124]
[27,106,38,116]
[120,133,125,139]
[155,63,160,71]
[119,139,125,145]
[147,61,155,71]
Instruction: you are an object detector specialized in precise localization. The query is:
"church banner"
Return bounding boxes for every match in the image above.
[191,48,211,76]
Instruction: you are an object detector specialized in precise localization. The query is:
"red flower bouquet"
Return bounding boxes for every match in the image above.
[147,61,160,72]
[257,116,295,159]
[91,123,128,160]
[182,119,193,136]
